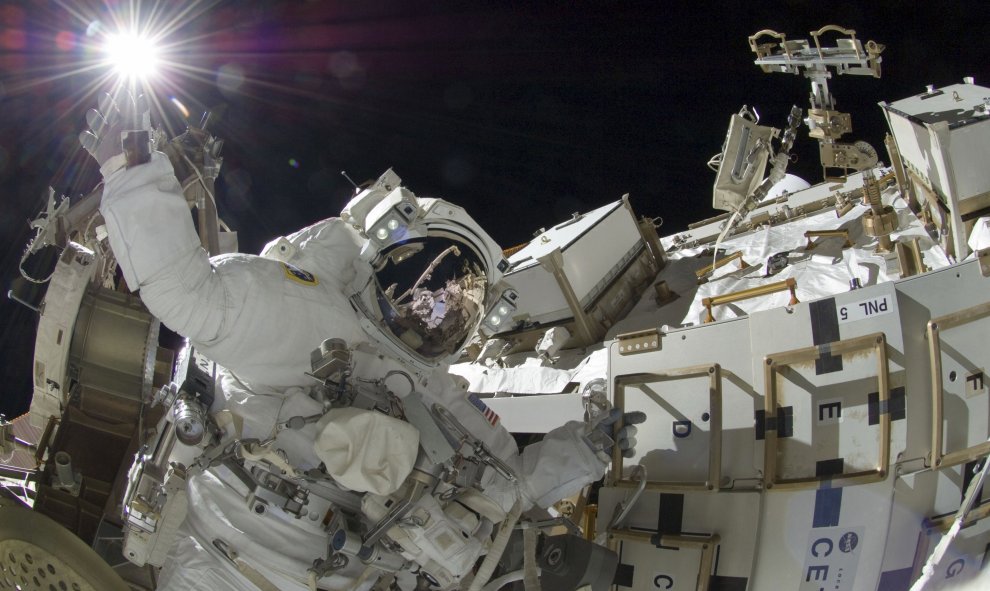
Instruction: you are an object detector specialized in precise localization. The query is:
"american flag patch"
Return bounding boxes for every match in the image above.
[468,393,500,427]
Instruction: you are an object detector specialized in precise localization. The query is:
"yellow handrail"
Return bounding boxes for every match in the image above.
[702,278,798,323]
[695,251,750,282]
[804,229,853,250]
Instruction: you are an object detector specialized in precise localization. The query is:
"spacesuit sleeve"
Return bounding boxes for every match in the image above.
[513,420,608,509]
[99,153,229,345]
[435,375,607,512]
[100,153,202,294]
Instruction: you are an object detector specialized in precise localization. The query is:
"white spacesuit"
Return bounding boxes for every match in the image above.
[82,93,624,591]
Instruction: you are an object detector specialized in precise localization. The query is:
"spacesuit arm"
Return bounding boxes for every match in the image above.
[101,154,201,292]
[512,421,608,510]
[100,154,370,388]
[99,153,227,344]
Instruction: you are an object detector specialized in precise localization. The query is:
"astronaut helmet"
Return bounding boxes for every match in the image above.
[342,170,516,370]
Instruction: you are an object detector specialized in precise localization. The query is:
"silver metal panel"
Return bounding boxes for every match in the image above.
[562,207,641,304]
[506,201,623,271]
[918,518,990,589]
[743,282,907,589]
[883,83,990,122]
[878,468,990,587]
[608,318,761,487]
[931,312,989,463]
[599,487,761,589]
[879,470,935,580]
[501,263,569,323]
[503,201,642,326]
[886,114,932,187]
[947,122,990,199]
[612,534,708,591]
[749,281,907,477]
[30,244,96,428]
[750,479,895,591]
[69,288,158,403]
[897,260,990,468]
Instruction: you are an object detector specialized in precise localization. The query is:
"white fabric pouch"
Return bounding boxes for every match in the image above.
[313,408,419,496]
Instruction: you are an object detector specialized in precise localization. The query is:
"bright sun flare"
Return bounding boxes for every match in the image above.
[103,32,160,80]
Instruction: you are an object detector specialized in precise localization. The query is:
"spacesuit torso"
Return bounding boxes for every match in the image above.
[100,154,606,591]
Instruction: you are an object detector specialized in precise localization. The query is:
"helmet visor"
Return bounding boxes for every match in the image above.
[373,238,487,362]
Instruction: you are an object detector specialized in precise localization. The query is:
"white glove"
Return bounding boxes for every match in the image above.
[594,408,647,459]
[78,91,151,177]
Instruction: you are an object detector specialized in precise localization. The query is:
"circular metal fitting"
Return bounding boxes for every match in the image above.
[173,399,206,445]
[544,546,564,567]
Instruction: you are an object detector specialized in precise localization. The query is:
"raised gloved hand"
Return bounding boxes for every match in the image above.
[597,407,647,459]
[581,378,648,462]
[78,91,151,177]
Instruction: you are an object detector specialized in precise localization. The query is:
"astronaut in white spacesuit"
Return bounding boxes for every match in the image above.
[80,92,640,591]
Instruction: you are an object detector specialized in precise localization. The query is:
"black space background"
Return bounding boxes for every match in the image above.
[1,0,986,416]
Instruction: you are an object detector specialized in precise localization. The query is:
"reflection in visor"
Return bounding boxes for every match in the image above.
[375,240,487,361]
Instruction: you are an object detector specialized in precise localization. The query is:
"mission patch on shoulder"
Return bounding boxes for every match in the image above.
[281,262,319,286]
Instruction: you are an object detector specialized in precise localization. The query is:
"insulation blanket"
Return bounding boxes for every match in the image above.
[450,348,607,395]
[665,193,951,325]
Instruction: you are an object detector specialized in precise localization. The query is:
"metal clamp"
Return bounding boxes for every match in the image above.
[763,333,890,490]
[363,478,428,548]
[611,365,722,491]
[748,29,789,59]
[810,25,861,59]
[432,404,517,483]
[927,301,990,469]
